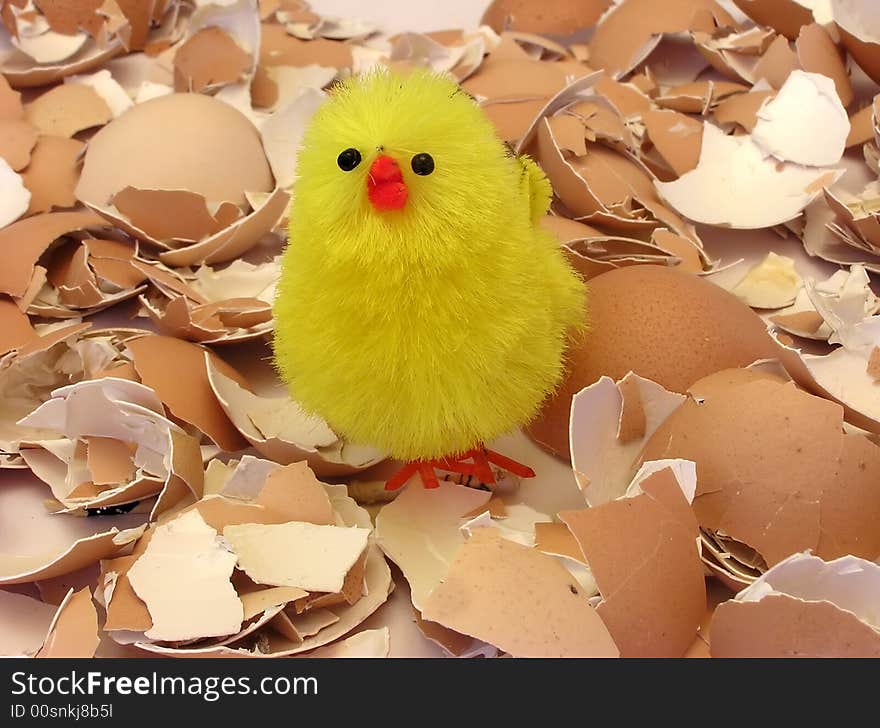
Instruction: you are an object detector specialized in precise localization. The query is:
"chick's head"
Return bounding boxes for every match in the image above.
[290,69,522,271]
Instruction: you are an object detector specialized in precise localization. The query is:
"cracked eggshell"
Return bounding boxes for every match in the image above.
[17,376,204,516]
[138,257,278,345]
[36,586,99,658]
[654,80,749,115]
[0,118,38,172]
[135,545,391,657]
[751,70,849,167]
[800,196,880,274]
[777,332,880,435]
[24,82,112,137]
[560,466,706,657]
[1,33,126,90]
[375,480,491,611]
[0,298,37,357]
[0,468,147,585]
[0,210,110,299]
[710,552,880,656]
[21,135,85,215]
[770,264,880,432]
[0,589,58,656]
[825,183,880,252]
[831,0,880,84]
[135,483,392,657]
[420,528,619,658]
[527,265,781,458]
[639,369,880,580]
[655,122,843,229]
[126,334,249,452]
[223,522,370,592]
[156,185,289,267]
[0,157,30,228]
[75,92,274,241]
[641,109,703,177]
[481,0,611,35]
[588,0,735,77]
[713,87,776,132]
[795,23,853,108]
[733,0,825,39]
[259,23,353,69]
[302,627,389,658]
[568,372,687,505]
[173,26,252,93]
[102,457,333,638]
[0,322,112,461]
[847,102,875,147]
[30,237,147,318]
[128,510,243,642]
[206,356,386,475]
[731,252,804,309]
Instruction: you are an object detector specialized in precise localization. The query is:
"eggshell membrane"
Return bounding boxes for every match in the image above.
[75,92,274,210]
[638,370,880,570]
[526,265,781,458]
[481,0,611,35]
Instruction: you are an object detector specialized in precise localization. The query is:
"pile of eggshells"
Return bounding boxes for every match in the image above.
[2,0,880,658]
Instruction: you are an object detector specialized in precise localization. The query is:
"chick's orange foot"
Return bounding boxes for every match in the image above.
[384,447,536,491]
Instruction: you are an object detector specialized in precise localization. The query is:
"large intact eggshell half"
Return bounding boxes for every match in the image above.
[527,265,781,458]
[75,92,274,211]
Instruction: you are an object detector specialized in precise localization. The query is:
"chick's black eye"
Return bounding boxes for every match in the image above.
[411,152,434,176]
[337,148,361,171]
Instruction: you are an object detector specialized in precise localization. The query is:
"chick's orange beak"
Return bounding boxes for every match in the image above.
[367,154,408,212]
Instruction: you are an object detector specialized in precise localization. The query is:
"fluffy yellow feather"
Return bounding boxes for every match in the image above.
[273,69,586,461]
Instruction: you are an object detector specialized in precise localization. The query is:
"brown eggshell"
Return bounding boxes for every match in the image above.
[527,265,781,458]
[481,0,611,35]
[732,0,814,40]
[75,93,274,210]
[639,370,880,570]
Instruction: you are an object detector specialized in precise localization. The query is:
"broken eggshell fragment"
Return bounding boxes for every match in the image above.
[206,356,386,476]
[638,368,880,585]
[710,551,880,657]
[527,265,781,458]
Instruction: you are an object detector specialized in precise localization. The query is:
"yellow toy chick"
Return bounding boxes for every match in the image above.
[273,69,585,489]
